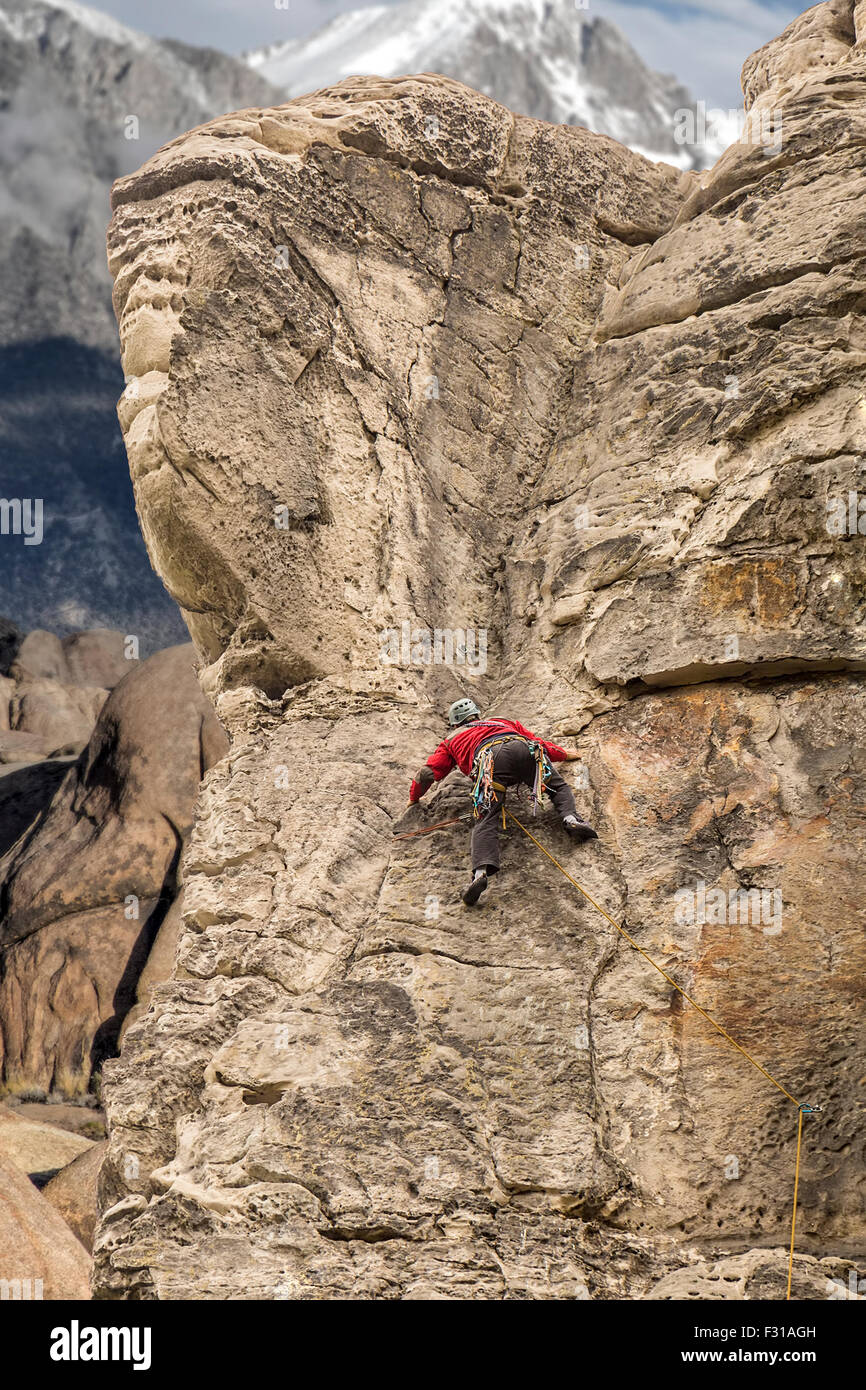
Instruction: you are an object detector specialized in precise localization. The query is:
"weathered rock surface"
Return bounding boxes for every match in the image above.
[646,1247,863,1301]
[42,1140,107,1251]
[0,626,137,765]
[107,74,688,700]
[0,758,73,857]
[13,1099,106,1141]
[0,643,228,1096]
[0,1102,94,1181]
[0,1156,92,1299]
[95,2,865,1300]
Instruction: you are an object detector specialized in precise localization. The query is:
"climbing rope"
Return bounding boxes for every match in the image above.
[504,806,820,1303]
[786,1104,822,1301]
[393,815,468,841]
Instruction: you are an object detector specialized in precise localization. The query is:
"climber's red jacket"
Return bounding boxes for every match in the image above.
[409,718,569,802]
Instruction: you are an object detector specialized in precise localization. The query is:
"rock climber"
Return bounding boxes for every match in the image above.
[407,698,598,906]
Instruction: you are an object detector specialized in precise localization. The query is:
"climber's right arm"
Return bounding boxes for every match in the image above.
[408,742,455,803]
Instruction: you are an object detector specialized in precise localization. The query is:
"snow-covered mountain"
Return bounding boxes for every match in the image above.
[0,0,280,647]
[246,0,722,168]
[0,0,280,352]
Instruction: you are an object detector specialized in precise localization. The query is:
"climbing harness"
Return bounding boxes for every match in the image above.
[503,806,822,1303]
[470,736,552,819]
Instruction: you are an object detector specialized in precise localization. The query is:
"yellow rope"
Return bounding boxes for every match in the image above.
[787,1106,805,1301]
[503,807,816,1301]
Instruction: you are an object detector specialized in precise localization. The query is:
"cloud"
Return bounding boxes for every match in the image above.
[84,0,351,50]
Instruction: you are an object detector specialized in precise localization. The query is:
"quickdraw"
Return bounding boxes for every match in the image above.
[528,739,553,812]
[470,744,500,818]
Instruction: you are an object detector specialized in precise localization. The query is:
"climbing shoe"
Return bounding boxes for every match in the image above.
[563,816,598,844]
[462,871,489,907]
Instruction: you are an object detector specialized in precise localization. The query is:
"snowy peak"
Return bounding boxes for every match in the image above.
[0,0,152,54]
[246,0,717,167]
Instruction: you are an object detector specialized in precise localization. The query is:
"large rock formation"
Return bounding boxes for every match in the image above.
[0,626,137,875]
[0,1156,92,1299]
[94,1,865,1299]
[42,1140,106,1251]
[0,644,228,1097]
[0,1102,94,1182]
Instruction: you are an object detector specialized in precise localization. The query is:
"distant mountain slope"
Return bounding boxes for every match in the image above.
[0,0,281,351]
[246,0,721,167]
[0,0,281,644]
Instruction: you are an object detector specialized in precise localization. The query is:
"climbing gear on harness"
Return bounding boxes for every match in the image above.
[471,743,500,817]
[462,870,488,907]
[470,736,553,818]
[470,737,514,816]
[503,805,821,1303]
[448,698,481,727]
[527,739,553,812]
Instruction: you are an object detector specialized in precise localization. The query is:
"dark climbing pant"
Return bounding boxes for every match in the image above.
[470,740,577,873]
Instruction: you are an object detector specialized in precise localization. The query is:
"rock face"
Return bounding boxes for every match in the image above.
[0,1102,94,1182]
[95,2,865,1299]
[0,643,228,1097]
[0,1156,92,1299]
[0,626,133,766]
[42,1140,106,1251]
[647,1247,863,1302]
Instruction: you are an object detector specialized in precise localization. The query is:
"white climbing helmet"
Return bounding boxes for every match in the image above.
[447,698,481,728]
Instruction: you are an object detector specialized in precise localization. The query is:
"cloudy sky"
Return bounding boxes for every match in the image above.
[91,0,806,108]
